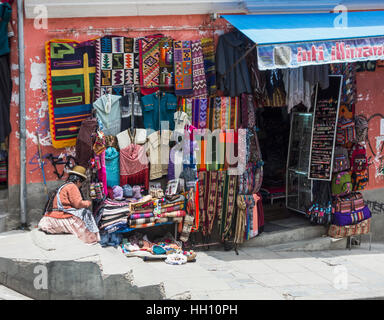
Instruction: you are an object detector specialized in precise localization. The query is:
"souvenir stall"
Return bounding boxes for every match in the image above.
[44,29,266,262]
[42,11,384,258]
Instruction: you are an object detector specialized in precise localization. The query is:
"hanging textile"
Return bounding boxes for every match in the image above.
[220,173,238,241]
[202,171,220,236]
[234,195,247,244]
[75,117,98,168]
[159,38,174,92]
[139,34,164,95]
[180,98,193,124]
[95,36,140,99]
[198,171,208,232]
[173,40,193,96]
[263,69,286,108]
[120,92,144,131]
[120,144,149,190]
[0,2,11,56]
[281,67,313,113]
[201,38,216,96]
[216,30,252,97]
[0,54,11,144]
[329,63,357,113]
[245,43,266,108]
[0,149,7,183]
[191,39,208,99]
[45,39,96,148]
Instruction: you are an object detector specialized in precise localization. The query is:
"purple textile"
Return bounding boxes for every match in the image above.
[332,206,371,226]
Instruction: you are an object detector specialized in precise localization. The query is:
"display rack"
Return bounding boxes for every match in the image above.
[286,112,314,214]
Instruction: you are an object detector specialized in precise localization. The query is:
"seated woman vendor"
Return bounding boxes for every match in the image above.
[38,165,100,244]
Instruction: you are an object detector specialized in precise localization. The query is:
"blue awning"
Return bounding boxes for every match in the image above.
[222,11,384,70]
[222,11,384,45]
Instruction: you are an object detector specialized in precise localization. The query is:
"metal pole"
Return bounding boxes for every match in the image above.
[17,0,27,228]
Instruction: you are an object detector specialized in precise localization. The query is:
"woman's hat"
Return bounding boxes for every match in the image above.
[68,165,88,180]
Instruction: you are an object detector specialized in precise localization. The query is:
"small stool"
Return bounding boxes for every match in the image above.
[347,232,372,251]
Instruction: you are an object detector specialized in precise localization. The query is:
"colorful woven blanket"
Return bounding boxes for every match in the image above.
[139,35,164,95]
[173,40,193,96]
[95,36,140,99]
[45,39,96,148]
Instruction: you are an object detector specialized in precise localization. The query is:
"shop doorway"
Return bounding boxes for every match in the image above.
[257,105,309,222]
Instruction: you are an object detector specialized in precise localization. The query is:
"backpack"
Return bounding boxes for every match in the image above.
[336,118,355,146]
[332,171,352,197]
[351,144,367,172]
[333,146,350,173]
[352,169,369,191]
[354,115,368,142]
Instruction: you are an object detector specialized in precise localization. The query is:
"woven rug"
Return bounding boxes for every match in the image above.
[45,39,96,148]
[139,35,163,95]
[95,36,140,99]
[173,40,193,96]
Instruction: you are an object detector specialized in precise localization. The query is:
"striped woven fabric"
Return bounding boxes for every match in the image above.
[332,206,371,226]
[129,217,156,226]
[328,217,371,238]
[157,210,186,218]
[333,193,364,213]
[45,39,96,148]
[0,159,6,183]
[130,212,154,220]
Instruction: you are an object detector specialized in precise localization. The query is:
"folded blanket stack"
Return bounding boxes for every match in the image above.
[98,199,132,233]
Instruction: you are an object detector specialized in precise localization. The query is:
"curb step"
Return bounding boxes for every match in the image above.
[265,236,348,252]
[0,230,190,300]
[240,224,328,248]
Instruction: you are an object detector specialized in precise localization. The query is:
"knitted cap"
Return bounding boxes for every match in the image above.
[132,185,142,199]
[122,184,133,198]
[112,185,124,200]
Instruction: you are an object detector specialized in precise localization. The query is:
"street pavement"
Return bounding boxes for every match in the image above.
[138,241,384,300]
[2,237,384,300]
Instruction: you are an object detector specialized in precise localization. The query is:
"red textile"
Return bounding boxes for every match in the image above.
[120,144,149,190]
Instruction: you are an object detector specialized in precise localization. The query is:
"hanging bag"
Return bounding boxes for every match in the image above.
[331,171,352,197]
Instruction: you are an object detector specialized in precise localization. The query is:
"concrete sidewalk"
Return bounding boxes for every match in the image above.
[1,229,384,300]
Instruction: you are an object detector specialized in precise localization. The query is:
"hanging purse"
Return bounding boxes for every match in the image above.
[93,130,106,155]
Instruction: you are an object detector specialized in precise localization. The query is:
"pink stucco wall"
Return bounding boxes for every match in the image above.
[8,3,231,187]
[7,2,384,193]
[355,66,384,190]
